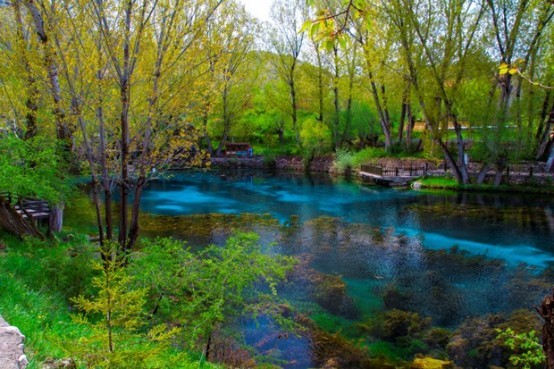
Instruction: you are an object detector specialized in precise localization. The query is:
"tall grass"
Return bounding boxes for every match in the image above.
[0,233,222,369]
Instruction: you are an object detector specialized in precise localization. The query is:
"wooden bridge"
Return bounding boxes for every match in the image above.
[0,192,50,222]
[360,164,429,186]
[0,192,52,237]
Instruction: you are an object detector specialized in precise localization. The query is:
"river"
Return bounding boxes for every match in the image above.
[72,170,554,368]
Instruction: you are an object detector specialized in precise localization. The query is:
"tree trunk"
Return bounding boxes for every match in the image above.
[537,292,554,369]
[437,138,464,183]
[452,118,471,184]
[406,105,414,149]
[537,103,554,160]
[289,65,299,143]
[399,80,411,144]
[537,91,552,140]
[127,177,145,252]
[494,168,504,186]
[476,164,492,184]
[23,0,72,143]
[13,1,38,140]
[48,205,63,233]
[118,0,133,254]
[216,83,232,157]
[315,43,324,123]
[205,332,213,362]
[333,46,341,150]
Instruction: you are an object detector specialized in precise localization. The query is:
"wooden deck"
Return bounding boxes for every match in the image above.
[0,192,50,222]
[360,164,428,186]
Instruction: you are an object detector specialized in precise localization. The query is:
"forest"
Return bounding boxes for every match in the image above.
[0,0,554,368]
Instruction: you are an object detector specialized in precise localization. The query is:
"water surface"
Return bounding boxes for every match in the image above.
[137,170,554,368]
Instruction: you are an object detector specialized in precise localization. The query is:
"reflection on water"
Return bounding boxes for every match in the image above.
[142,171,554,264]
[99,170,554,368]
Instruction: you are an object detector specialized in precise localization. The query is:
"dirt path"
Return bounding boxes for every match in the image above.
[0,316,28,369]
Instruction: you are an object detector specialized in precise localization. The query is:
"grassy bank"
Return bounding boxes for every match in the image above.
[0,233,221,369]
[415,177,554,194]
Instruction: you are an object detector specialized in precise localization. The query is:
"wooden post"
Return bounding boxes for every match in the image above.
[48,204,64,234]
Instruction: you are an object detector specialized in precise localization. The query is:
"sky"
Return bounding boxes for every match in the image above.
[238,0,274,23]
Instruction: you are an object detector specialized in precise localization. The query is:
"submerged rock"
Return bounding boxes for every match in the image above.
[295,314,391,369]
[411,355,454,369]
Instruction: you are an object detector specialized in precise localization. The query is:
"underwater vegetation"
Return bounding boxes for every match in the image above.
[128,212,552,368]
[64,175,553,368]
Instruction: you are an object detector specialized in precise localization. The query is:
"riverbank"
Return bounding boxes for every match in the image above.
[210,155,554,193]
[414,177,554,194]
[210,155,335,172]
[0,233,224,369]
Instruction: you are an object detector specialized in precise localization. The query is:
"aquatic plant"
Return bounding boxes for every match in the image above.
[496,328,545,369]
[411,355,454,369]
[446,310,542,368]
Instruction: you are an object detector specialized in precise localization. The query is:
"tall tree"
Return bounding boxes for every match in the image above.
[269,0,307,143]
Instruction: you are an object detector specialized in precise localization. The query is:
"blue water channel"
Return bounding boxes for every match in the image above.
[142,171,554,266]
[138,170,554,367]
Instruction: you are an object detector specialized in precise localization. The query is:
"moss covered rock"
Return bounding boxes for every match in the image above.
[411,356,454,369]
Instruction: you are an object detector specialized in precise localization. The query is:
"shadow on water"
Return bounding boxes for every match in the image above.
[67,170,554,368]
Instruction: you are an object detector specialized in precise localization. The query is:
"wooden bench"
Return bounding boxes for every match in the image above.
[14,200,50,221]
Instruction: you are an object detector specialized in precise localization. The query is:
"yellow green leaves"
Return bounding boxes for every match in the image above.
[300,17,350,51]
[498,62,520,76]
[498,58,527,76]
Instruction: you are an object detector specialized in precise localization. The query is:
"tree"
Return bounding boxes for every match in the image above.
[268,0,308,144]
[305,0,485,183]
[71,246,180,368]
[199,1,259,157]
[130,233,295,362]
[0,135,67,238]
[61,0,221,255]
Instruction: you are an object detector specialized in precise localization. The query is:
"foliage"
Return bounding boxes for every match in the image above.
[300,116,332,158]
[130,233,297,353]
[335,149,355,173]
[0,232,225,369]
[496,328,545,369]
[0,134,68,204]
[70,246,181,368]
[0,232,94,300]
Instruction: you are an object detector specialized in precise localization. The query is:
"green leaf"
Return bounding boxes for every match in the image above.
[300,20,313,34]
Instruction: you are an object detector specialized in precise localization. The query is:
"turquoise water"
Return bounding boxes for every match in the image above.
[139,170,554,367]
[142,171,553,266]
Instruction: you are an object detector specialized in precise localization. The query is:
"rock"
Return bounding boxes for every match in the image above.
[411,181,422,190]
[411,356,454,369]
[41,358,77,369]
[320,358,340,369]
[0,316,27,369]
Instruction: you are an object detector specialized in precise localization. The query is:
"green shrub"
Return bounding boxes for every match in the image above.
[496,328,545,369]
[335,149,355,174]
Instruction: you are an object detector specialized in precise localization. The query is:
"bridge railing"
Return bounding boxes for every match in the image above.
[361,164,429,177]
[360,164,383,176]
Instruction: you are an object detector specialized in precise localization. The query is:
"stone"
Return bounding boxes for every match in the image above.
[411,356,454,369]
[0,315,27,369]
[41,358,77,369]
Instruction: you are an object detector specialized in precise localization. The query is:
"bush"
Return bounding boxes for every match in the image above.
[335,149,355,174]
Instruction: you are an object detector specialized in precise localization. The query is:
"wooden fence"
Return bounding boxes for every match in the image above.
[360,164,429,177]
